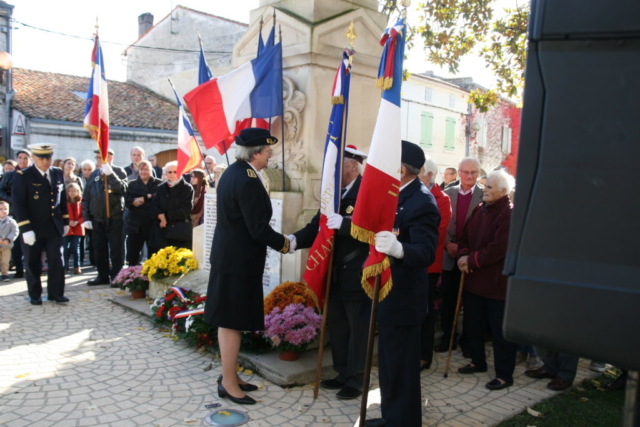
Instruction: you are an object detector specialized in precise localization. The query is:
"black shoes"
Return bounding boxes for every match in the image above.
[364,418,386,427]
[29,298,42,305]
[420,361,432,371]
[217,382,256,405]
[217,375,258,392]
[486,378,513,390]
[458,364,488,374]
[87,277,110,286]
[320,378,345,390]
[50,296,70,303]
[336,386,362,400]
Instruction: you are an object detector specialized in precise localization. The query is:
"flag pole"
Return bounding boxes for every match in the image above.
[94,18,111,220]
[312,24,356,400]
[359,274,381,427]
[279,23,286,191]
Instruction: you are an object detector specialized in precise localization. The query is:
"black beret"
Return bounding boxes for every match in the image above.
[401,140,425,170]
[235,128,278,147]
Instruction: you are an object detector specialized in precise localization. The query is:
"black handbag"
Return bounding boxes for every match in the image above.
[166,220,192,241]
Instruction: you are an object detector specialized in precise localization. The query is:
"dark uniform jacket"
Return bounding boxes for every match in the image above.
[294,175,369,299]
[379,178,440,326]
[211,161,288,277]
[0,170,17,206]
[125,176,162,234]
[12,166,68,237]
[82,166,128,222]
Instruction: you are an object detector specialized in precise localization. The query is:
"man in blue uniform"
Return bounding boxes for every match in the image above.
[12,144,69,305]
[366,140,441,427]
[291,145,370,400]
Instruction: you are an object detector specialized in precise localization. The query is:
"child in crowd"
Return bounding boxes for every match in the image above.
[0,201,19,282]
[63,183,84,275]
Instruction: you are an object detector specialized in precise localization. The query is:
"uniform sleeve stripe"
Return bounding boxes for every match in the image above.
[17,220,30,226]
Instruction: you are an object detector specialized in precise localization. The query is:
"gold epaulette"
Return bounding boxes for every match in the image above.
[17,170,23,174]
[247,169,257,178]
[279,236,291,254]
[62,214,69,219]
[17,220,30,226]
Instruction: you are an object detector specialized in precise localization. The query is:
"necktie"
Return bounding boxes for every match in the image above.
[44,172,48,184]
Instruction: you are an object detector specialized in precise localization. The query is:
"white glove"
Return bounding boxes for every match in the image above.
[375,231,404,259]
[286,234,297,253]
[101,163,114,176]
[326,213,343,230]
[84,221,93,230]
[64,225,70,236]
[23,231,36,246]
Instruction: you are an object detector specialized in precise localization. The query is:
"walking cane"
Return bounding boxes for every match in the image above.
[358,274,381,427]
[443,272,465,378]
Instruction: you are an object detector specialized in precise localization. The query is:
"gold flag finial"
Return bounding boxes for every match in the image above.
[346,20,357,49]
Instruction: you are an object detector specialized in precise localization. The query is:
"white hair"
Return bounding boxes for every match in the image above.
[163,160,178,172]
[81,159,96,170]
[458,157,480,171]
[236,145,266,162]
[422,156,439,178]
[486,169,515,194]
[131,146,145,157]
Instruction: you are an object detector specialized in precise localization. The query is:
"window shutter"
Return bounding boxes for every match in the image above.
[420,112,433,149]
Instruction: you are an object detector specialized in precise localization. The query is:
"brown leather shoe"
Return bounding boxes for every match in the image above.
[547,377,573,391]
[524,367,554,379]
[74,268,82,275]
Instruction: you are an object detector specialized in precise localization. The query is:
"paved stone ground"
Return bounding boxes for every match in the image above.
[0,267,599,426]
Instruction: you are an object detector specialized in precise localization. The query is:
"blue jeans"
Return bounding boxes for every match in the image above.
[63,235,81,269]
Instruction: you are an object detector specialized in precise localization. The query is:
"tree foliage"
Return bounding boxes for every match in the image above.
[381,0,529,105]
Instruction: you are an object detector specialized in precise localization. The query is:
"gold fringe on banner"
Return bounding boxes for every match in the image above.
[351,222,376,245]
[301,280,322,312]
[360,256,393,302]
[375,77,394,91]
[331,95,344,105]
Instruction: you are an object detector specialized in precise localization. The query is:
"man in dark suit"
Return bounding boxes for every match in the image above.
[12,144,69,305]
[0,148,33,279]
[435,157,484,354]
[292,145,370,400]
[204,128,291,404]
[366,140,440,427]
[83,148,128,286]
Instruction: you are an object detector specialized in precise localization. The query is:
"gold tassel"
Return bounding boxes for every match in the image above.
[375,76,385,89]
[360,257,394,302]
[331,95,344,105]
[383,77,393,90]
[301,281,321,312]
[350,222,376,245]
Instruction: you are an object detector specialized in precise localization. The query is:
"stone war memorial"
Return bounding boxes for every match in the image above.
[143,0,388,386]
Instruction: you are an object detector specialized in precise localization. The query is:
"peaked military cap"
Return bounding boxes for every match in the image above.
[344,144,368,164]
[27,143,56,159]
[93,148,115,155]
[235,128,278,147]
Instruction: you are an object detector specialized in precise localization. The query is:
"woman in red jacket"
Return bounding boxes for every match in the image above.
[64,183,85,275]
[456,169,516,390]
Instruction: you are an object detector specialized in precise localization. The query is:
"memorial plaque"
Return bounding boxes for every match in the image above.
[201,193,282,292]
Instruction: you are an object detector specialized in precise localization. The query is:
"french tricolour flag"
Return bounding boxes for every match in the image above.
[83,35,109,161]
[302,51,351,307]
[350,18,406,301]
[184,43,282,155]
[170,82,203,176]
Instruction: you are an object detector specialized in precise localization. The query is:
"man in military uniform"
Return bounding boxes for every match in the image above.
[0,148,33,279]
[366,141,440,427]
[12,144,69,305]
[83,148,128,286]
[290,145,370,400]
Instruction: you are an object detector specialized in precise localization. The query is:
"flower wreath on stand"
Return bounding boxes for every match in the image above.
[262,282,323,355]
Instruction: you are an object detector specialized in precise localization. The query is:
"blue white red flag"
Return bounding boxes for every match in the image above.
[198,39,213,85]
[170,81,203,176]
[184,42,282,155]
[351,18,406,301]
[83,35,109,162]
[302,51,352,306]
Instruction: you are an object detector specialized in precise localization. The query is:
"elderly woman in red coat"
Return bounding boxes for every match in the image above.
[456,169,517,391]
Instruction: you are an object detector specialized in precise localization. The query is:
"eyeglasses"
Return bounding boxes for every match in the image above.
[459,170,479,176]
[205,162,214,165]
[166,171,178,174]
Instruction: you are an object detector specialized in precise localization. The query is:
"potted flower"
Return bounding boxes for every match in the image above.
[142,246,198,281]
[263,303,322,361]
[113,265,149,299]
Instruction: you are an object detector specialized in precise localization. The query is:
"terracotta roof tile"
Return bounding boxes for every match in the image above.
[12,68,178,131]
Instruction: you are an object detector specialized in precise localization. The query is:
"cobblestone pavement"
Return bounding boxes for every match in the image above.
[0,269,598,426]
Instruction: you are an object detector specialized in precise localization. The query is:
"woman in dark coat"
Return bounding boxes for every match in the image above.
[204,128,290,405]
[125,160,161,265]
[149,161,194,255]
[456,169,517,391]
